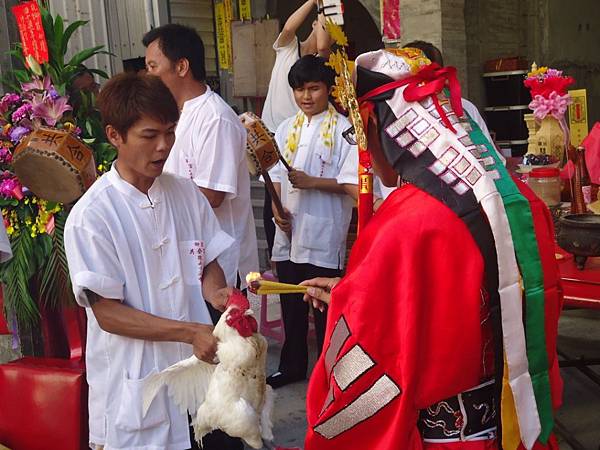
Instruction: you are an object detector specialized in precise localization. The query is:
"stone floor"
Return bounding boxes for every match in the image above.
[255,298,600,450]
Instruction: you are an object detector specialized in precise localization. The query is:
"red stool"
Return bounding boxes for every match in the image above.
[0,306,88,450]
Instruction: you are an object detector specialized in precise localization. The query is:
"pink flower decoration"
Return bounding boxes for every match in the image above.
[11,103,32,123]
[0,93,20,114]
[31,94,72,127]
[0,147,13,164]
[20,75,52,93]
[529,91,572,122]
[0,177,24,200]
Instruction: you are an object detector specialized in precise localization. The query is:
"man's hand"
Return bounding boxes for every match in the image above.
[288,169,315,190]
[208,286,234,312]
[273,207,293,234]
[190,324,218,363]
[300,277,341,312]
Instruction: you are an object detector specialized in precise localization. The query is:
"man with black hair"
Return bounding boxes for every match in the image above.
[404,40,496,155]
[143,24,258,303]
[265,55,358,389]
[262,0,332,132]
[262,0,333,268]
[64,73,239,450]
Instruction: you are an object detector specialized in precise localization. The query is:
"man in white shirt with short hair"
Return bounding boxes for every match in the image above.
[266,55,358,389]
[65,73,239,450]
[143,24,258,299]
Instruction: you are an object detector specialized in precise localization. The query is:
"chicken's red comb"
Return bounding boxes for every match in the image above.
[225,289,250,311]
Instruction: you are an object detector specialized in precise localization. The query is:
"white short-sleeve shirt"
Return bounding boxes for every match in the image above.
[269,110,358,269]
[462,98,494,145]
[164,86,259,287]
[64,164,233,450]
[261,34,301,132]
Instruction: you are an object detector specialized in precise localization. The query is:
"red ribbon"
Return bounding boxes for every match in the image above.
[358,63,464,133]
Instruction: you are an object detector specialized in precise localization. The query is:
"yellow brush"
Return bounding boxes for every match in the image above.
[246,272,308,296]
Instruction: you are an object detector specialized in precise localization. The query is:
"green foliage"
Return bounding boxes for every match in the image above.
[40,209,72,309]
[0,231,39,328]
[0,2,117,330]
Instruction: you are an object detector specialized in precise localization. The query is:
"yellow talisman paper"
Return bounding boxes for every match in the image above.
[215,1,233,69]
[239,0,252,20]
[569,88,588,147]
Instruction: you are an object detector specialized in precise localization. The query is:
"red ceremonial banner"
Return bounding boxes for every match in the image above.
[381,0,401,42]
[12,0,49,65]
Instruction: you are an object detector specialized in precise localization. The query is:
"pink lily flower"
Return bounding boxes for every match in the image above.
[30,94,72,127]
[20,75,53,93]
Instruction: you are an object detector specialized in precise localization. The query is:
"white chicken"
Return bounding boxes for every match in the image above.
[143,291,274,449]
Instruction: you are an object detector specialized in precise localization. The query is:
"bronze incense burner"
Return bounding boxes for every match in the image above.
[557,214,600,270]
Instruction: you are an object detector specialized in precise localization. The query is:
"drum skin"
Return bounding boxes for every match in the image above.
[12,127,96,204]
[239,112,281,176]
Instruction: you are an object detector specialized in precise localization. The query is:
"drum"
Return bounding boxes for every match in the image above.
[239,112,289,221]
[12,127,96,204]
[239,112,290,175]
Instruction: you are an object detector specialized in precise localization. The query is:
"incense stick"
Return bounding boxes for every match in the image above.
[246,272,309,296]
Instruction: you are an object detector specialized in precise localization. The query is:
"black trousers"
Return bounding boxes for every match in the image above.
[276,260,341,378]
[91,428,243,450]
[263,186,276,257]
[188,427,243,450]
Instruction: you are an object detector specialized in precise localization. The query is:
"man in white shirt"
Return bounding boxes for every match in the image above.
[143,24,258,304]
[262,0,332,132]
[266,55,358,389]
[64,73,239,450]
[403,40,496,146]
[262,0,333,262]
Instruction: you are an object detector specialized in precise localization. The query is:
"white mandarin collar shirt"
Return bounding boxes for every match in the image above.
[269,110,358,270]
[65,164,233,449]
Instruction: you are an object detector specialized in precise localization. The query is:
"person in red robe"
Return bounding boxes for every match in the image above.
[300,118,498,450]
[299,47,563,450]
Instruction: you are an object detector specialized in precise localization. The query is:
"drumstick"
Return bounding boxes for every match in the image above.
[262,170,292,240]
[263,171,285,219]
[279,156,293,172]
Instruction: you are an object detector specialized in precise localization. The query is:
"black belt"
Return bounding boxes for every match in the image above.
[418,379,497,443]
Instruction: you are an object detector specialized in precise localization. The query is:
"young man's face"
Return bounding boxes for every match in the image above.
[293,81,331,118]
[107,115,176,187]
[145,40,179,95]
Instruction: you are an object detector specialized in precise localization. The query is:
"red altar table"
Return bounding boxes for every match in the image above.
[556,250,600,309]
[554,249,600,450]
